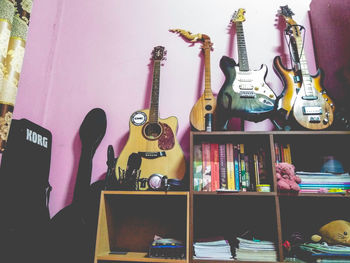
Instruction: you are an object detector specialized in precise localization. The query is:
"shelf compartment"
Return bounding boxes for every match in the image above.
[279,196,350,245]
[192,195,279,257]
[94,191,189,263]
[272,132,350,173]
[96,251,187,262]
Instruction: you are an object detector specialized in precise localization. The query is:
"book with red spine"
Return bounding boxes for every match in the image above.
[218,144,227,189]
[210,143,220,191]
[226,143,235,190]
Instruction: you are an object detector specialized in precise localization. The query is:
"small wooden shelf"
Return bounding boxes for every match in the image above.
[96,252,187,262]
[94,191,190,263]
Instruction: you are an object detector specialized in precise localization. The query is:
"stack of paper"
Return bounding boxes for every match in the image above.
[296,172,350,193]
[295,242,350,262]
[235,237,277,262]
[193,239,233,260]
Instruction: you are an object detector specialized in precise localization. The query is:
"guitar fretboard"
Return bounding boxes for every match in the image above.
[236,22,250,71]
[203,39,212,99]
[295,33,315,97]
[149,60,160,123]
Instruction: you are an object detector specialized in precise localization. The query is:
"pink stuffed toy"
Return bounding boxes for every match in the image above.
[275,162,301,192]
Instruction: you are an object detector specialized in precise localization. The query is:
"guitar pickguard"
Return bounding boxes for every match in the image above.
[158,122,175,150]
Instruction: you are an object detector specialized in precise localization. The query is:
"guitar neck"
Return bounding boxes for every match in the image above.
[149,60,160,123]
[236,22,250,71]
[203,39,212,98]
[294,35,315,97]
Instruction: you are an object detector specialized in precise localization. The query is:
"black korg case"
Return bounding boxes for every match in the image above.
[0,118,52,263]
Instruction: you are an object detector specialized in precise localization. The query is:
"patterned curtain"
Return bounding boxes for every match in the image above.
[0,0,32,152]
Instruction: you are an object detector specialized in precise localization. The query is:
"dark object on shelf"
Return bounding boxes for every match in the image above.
[148,238,185,259]
[50,108,107,263]
[320,156,344,174]
[0,118,52,263]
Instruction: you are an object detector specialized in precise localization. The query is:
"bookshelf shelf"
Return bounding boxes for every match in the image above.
[96,252,187,262]
[193,191,277,196]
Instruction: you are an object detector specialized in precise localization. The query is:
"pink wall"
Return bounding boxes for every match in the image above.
[11,0,315,217]
[310,0,350,104]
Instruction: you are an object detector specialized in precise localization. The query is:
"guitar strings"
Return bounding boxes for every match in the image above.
[284,25,311,99]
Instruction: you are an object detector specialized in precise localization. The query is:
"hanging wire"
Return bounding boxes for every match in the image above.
[284,24,306,69]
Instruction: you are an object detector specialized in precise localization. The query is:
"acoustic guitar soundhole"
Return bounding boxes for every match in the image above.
[143,122,162,140]
[205,105,212,111]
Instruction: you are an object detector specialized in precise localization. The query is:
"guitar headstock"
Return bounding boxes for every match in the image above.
[151,46,166,61]
[231,8,246,24]
[278,5,300,37]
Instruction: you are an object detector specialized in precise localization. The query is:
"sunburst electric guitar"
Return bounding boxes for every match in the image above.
[217,8,276,124]
[115,46,186,190]
[170,29,217,131]
[273,6,335,130]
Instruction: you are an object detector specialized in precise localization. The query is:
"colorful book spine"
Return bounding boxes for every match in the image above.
[253,153,260,187]
[239,143,247,190]
[210,143,220,191]
[258,147,268,184]
[280,144,285,162]
[274,142,280,163]
[202,142,211,191]
[244,154,251,191]
[193,144,203,191]
[233,144,240,190]
[226,143,235,190]
[285,144,292,164]
[218,144,227,189]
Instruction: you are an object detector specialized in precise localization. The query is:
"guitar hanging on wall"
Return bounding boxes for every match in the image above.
[115,46,186,190]
[170,29,217,131]
[273,5,335,130]
[216,8,277,127]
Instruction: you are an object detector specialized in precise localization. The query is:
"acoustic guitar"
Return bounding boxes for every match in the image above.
[170,29,217,131]
[115,46,186,190]
[216,8,276,126]
[274,6,335,130]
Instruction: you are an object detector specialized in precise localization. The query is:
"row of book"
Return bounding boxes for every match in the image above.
[193,143,269,192]
[296,171,350,194]
[274,142,292,164]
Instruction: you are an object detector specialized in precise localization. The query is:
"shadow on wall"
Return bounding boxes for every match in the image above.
[310,0,350,104]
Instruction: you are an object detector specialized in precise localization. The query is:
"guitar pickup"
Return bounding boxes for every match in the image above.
[308,116,321,123]
[302,106,322,115]
[138,151,166,159]
[302,95,318,100]
[240,90,256,98]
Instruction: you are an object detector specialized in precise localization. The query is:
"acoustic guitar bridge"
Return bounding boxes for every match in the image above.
[138,151,166,159]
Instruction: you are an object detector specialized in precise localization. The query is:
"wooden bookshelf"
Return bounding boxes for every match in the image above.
[94,131,350,262]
